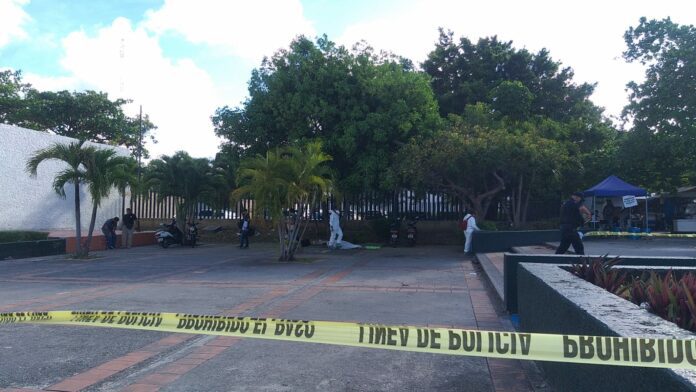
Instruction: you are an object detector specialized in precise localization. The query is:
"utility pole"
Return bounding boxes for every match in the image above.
[138,105,143,180]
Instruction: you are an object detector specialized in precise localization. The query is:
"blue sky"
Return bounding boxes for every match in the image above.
[1,0,695,158]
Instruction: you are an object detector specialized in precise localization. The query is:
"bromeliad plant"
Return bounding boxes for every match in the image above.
[571,256,696,333]
[570,255,628,296]
[623,271,696,332]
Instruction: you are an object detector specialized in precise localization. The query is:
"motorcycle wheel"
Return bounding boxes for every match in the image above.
[161,238,171,248]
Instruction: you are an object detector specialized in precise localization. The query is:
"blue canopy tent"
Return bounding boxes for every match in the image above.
[583,175,648,229]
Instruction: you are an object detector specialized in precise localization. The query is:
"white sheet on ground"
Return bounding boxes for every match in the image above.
[327,240,362,249]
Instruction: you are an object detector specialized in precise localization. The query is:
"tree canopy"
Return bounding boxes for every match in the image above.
[422,30,598,122]
[213,36,441,194]
[0,70,156,158]
[145,151,229,224]
[619,17,696,191]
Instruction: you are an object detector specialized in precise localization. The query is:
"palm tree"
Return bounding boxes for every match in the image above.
[82,149,135,254]
[26,141,96,256]
[145,152,228,231]
[233,141,334,261]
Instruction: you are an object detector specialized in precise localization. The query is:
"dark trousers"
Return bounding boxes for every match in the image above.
[240,229,249,248]
[555,224,584,255]
[102,229,115,249]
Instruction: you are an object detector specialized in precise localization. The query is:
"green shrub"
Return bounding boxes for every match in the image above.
[0,231,50,243]
[478,220,499,231]
[368,218,391,241]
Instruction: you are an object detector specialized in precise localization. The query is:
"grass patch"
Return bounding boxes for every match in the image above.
[0,231,49,243]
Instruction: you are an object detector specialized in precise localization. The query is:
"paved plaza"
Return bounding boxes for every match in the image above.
[0,244,546,392]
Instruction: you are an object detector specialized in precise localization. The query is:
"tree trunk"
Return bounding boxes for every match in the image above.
[511,175,524,228]
[74,181,83,256]
[277,220,286,260]
[83,202,98,254]
[287,197,313,261]
[521,173,535,225]
[447,171,505,220]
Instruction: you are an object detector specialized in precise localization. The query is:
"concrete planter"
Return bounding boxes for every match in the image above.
[504,254,696,313]
[0,238,66,260]
[518,262,696,391]
[471,230,559,253]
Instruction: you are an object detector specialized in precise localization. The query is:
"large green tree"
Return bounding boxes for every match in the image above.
[213,36,441,193]
[0,69,31,124]
[1,70,156,158]
[397,113,572,226]
[619,17,696,191]
[419,30,618,222]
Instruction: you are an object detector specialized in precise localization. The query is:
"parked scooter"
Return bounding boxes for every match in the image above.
[389,218,401,247]
[405,216,419,246]
[155,219,184,248]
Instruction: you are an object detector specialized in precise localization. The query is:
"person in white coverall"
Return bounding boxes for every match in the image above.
[328,209,343,248]
[462,211,480,254]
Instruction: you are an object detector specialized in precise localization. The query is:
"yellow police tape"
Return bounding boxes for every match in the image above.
[584,231,696,239]
[2,311,696,369]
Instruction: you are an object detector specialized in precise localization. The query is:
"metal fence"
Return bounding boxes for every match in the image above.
[130,191,469,221]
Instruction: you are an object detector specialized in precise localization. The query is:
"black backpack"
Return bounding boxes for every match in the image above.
[237,220,243,230]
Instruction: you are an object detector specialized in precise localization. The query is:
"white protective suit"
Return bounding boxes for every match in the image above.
[463,213,480,253]
[328,209,343,248]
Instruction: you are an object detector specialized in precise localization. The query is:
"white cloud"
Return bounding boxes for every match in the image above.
[25,17,222,159]
[143,0,315,63]
[0,0,30,48]
[337,0,696,120]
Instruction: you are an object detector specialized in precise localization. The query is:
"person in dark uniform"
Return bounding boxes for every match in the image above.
[556,192,591,255]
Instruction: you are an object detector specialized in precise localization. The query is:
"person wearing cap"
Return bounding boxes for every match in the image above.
[555,192,591,255]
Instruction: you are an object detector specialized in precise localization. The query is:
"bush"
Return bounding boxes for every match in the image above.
[368,218,391,241]
[478,220,498,231]
[0,231,49,243]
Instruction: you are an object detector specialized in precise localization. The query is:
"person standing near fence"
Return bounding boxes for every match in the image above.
[328,208,343,249]
[461,210,480,254]
[555,192,591,255]
[121,208,138,248]
[239,212,250,249]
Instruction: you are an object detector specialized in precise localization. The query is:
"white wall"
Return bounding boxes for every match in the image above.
[0,124,130,231]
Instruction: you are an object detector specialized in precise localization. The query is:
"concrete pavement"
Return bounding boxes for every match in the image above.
[0,243,547,391]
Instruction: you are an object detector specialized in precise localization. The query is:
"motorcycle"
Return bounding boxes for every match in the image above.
[155,219,184,248]
[186,222,199,248]
[389,218,401,247]
[405,216,419,246]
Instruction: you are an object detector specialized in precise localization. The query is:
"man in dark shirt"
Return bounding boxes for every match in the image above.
[101,217,119,250]
[122,208,138,248]
[556,192,591,255]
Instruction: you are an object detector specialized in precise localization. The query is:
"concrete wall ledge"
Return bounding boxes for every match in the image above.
[504,253,696,313]
[518,262,696,391]
[0,238,66,260]
[471,230,558,253]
